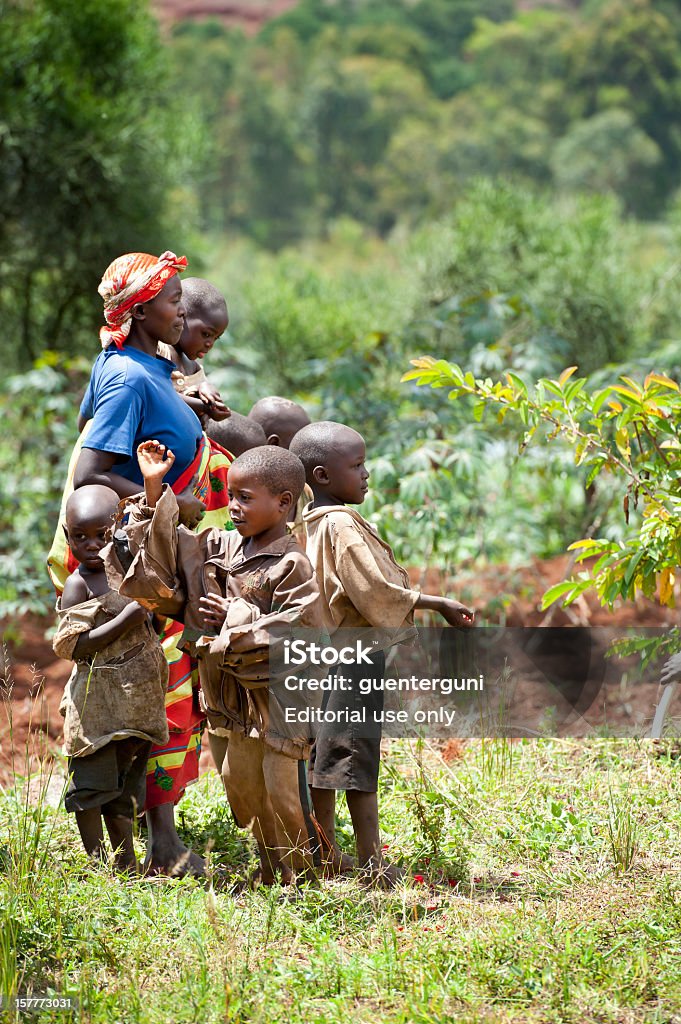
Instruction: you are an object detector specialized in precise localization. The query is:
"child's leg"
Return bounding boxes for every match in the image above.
[207,730,288,883]
[309,787,336,847]
[223,731,289,884]
[262,747,318,883]
[346,790,402,887]
[310,652,399,884]
[103,815,137,873]
[74,808,106,860]
[207,731,229,777]
[309,787,355,875]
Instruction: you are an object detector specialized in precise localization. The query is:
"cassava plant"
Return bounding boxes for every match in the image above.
[402,357,681,613]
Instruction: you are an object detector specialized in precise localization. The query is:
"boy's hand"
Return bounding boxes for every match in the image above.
[439,598,475,627]
[661,653,681,686]
[198,382,231,421]
[137,440,175,481]
[198,593,229,630]
[176,473,207,529]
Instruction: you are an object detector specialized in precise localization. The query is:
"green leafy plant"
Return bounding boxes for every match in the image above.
[403,356,681,611]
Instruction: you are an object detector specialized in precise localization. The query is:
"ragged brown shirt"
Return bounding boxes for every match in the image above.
[53,591,169,757]
[105,486,322,759]
[302,503,419,640]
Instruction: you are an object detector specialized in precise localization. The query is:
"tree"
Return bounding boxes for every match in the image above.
[0,0,196,370]
[565,0,681,212]
[552,109,662,213]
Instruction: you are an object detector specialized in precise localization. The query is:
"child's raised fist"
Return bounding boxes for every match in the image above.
[137,439,176,480]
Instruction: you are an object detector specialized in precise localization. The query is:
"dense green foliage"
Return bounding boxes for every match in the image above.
[403,358,681,611]
[171,0,681,244]
[0,0,201,371]
[6,181,681,617]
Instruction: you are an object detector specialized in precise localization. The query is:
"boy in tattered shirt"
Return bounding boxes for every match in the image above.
[109,440,322,884]
[291,421,474,885]
[54,485,168,872]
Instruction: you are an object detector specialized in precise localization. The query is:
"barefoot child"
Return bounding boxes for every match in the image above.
[53,485,168,872]
[112,440,323,884]
[290,421,474,885]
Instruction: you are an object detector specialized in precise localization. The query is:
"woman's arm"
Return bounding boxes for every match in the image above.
[73,447,141,498]
[74,446,206,527]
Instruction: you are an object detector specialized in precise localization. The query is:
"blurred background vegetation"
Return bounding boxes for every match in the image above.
[3,0,681,615]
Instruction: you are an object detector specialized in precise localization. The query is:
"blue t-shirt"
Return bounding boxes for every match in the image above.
[80,346,202,487]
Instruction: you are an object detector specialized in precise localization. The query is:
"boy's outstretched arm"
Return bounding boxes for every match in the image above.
[415,594,474,627]
[137,440,176,508]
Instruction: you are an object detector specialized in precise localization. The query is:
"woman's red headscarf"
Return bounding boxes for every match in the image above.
[98,250,188,349]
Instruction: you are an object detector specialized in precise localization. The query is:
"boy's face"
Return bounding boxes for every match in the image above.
[227,466,290,539]
[135,275,186,346]
[65,509,113,572]
[317,434,369,505]
[179,309,228,362]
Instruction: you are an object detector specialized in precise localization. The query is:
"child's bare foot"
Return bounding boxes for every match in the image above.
[113,853,140,876]
[143,840,205,878]
[250,863,293,888]
[321,846,356,878]
[357,858,404,890]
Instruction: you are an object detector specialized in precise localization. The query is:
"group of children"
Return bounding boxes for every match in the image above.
[53,251,474,888]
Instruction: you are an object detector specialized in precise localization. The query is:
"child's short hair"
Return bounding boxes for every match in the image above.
[182,277,228,321]
[248,396,310,446]
[206,412,266,457]
[289,421,363,483]
[230,445,306,502]
[65,484,120,526]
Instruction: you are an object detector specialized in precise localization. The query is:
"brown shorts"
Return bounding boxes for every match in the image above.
[65,737,152,818]
[307,652,386,793]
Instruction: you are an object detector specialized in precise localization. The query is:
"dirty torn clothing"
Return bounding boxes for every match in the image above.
[64,736,151,817]
[302,503,419,793]
[53,591,169,758]
[301,503,420,636]
[106,485,322,759]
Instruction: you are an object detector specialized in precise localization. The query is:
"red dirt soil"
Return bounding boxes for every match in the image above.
[151,0,297,33]
[1,554,675,786]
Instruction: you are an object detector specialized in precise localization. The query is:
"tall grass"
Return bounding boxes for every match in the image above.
[1,697,681,1022]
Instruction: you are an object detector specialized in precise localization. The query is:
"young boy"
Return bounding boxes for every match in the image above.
[290,421,474,886]
[248,396,310,449]
[53,485,168,872]
[112,440,323,884]
[248,395,312,548]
